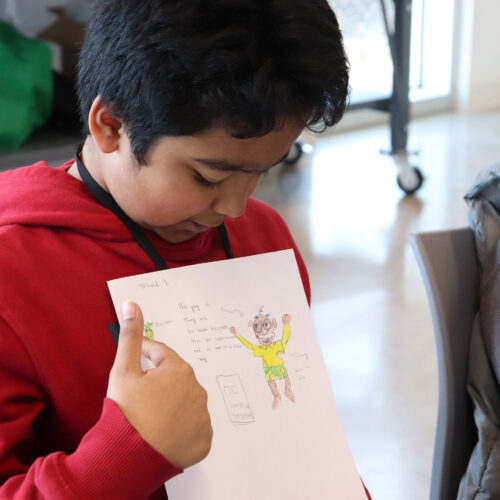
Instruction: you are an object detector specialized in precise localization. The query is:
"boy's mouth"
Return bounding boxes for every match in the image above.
[184,220,221,233]
[184,220,210,233]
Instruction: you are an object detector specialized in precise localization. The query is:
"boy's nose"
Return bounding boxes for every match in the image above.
[212,193,247,219]
[212,176,259,218]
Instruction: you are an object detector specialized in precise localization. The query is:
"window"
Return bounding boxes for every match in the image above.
[330,0,455,104]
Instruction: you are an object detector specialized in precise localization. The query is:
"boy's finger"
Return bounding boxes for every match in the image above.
[112,301,144,374]
[141,336,179,367]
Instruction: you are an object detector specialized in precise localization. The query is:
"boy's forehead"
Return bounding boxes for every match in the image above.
[151,123,302,172]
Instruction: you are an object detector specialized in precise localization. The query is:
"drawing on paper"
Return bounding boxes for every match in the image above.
[230,307,295,409]
[217,374,255,425]
[144,322,155,340]
[221,307,244,317]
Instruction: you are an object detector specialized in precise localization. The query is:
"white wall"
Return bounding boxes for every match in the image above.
[455,0,500,111]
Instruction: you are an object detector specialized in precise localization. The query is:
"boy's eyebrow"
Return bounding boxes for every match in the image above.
[193,151,290,174]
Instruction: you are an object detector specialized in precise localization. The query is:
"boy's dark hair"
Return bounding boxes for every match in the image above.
[77,0,349,164]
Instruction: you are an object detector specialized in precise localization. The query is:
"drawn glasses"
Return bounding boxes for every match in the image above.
[252,318,272,334]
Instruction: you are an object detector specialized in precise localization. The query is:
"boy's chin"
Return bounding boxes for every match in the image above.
[152,220,216,244]
[152,226,199,244]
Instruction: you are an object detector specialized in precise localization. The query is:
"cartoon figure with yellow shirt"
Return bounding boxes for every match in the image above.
[230,308,295,409]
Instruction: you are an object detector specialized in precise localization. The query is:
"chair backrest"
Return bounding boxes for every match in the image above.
[409,228,479,500]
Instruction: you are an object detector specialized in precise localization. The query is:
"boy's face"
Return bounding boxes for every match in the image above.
[84,121,303,244]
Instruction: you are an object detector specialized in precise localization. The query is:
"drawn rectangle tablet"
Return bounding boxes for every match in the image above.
[217,374,254,425]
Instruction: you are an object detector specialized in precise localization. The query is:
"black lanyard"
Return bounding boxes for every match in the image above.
[75,144,234,272]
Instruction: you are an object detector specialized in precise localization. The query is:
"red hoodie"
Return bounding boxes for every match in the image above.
[0,160,311,499]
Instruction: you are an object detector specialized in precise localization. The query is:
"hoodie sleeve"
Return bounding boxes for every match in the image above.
[0,317,182,499]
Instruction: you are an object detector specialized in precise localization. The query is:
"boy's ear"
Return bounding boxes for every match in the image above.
[88,96,124,154]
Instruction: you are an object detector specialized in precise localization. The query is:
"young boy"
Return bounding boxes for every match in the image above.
[0,1,361,498]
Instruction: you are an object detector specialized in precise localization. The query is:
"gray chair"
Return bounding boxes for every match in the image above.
[410,228,479,500]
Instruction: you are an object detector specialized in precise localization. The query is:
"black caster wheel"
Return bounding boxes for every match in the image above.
[284,141,303,165]
[397,167,424,195]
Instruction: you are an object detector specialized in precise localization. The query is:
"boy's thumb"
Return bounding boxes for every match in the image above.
[113,301,144,374]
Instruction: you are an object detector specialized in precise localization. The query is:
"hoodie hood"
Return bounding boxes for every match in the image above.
[0,160,224,262]
[0,161,132,241]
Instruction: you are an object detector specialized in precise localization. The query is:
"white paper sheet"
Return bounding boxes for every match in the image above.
[108,250,366,500]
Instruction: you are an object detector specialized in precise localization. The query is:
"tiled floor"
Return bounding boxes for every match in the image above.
[254,109,500,500]
[3,110,500,499]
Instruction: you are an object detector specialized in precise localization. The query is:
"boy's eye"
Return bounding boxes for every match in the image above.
[194,168,267,189]
[194,172,223,189]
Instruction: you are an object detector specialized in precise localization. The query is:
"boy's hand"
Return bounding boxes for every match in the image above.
[230,326,238,335]
[107,302,213,469]
[282,313,291,325]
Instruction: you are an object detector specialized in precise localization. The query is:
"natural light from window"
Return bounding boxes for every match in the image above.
[330,0,455,104]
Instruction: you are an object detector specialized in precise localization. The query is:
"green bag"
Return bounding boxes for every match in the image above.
[0,21,53,149]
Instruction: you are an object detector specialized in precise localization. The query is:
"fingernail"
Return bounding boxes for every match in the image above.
[122,302,136,320]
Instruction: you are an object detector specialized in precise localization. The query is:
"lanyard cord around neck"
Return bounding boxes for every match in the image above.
[74,145,234,271]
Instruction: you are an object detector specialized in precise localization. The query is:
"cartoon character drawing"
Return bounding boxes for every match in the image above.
[144,322,154,340]
[230,308,295,409]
